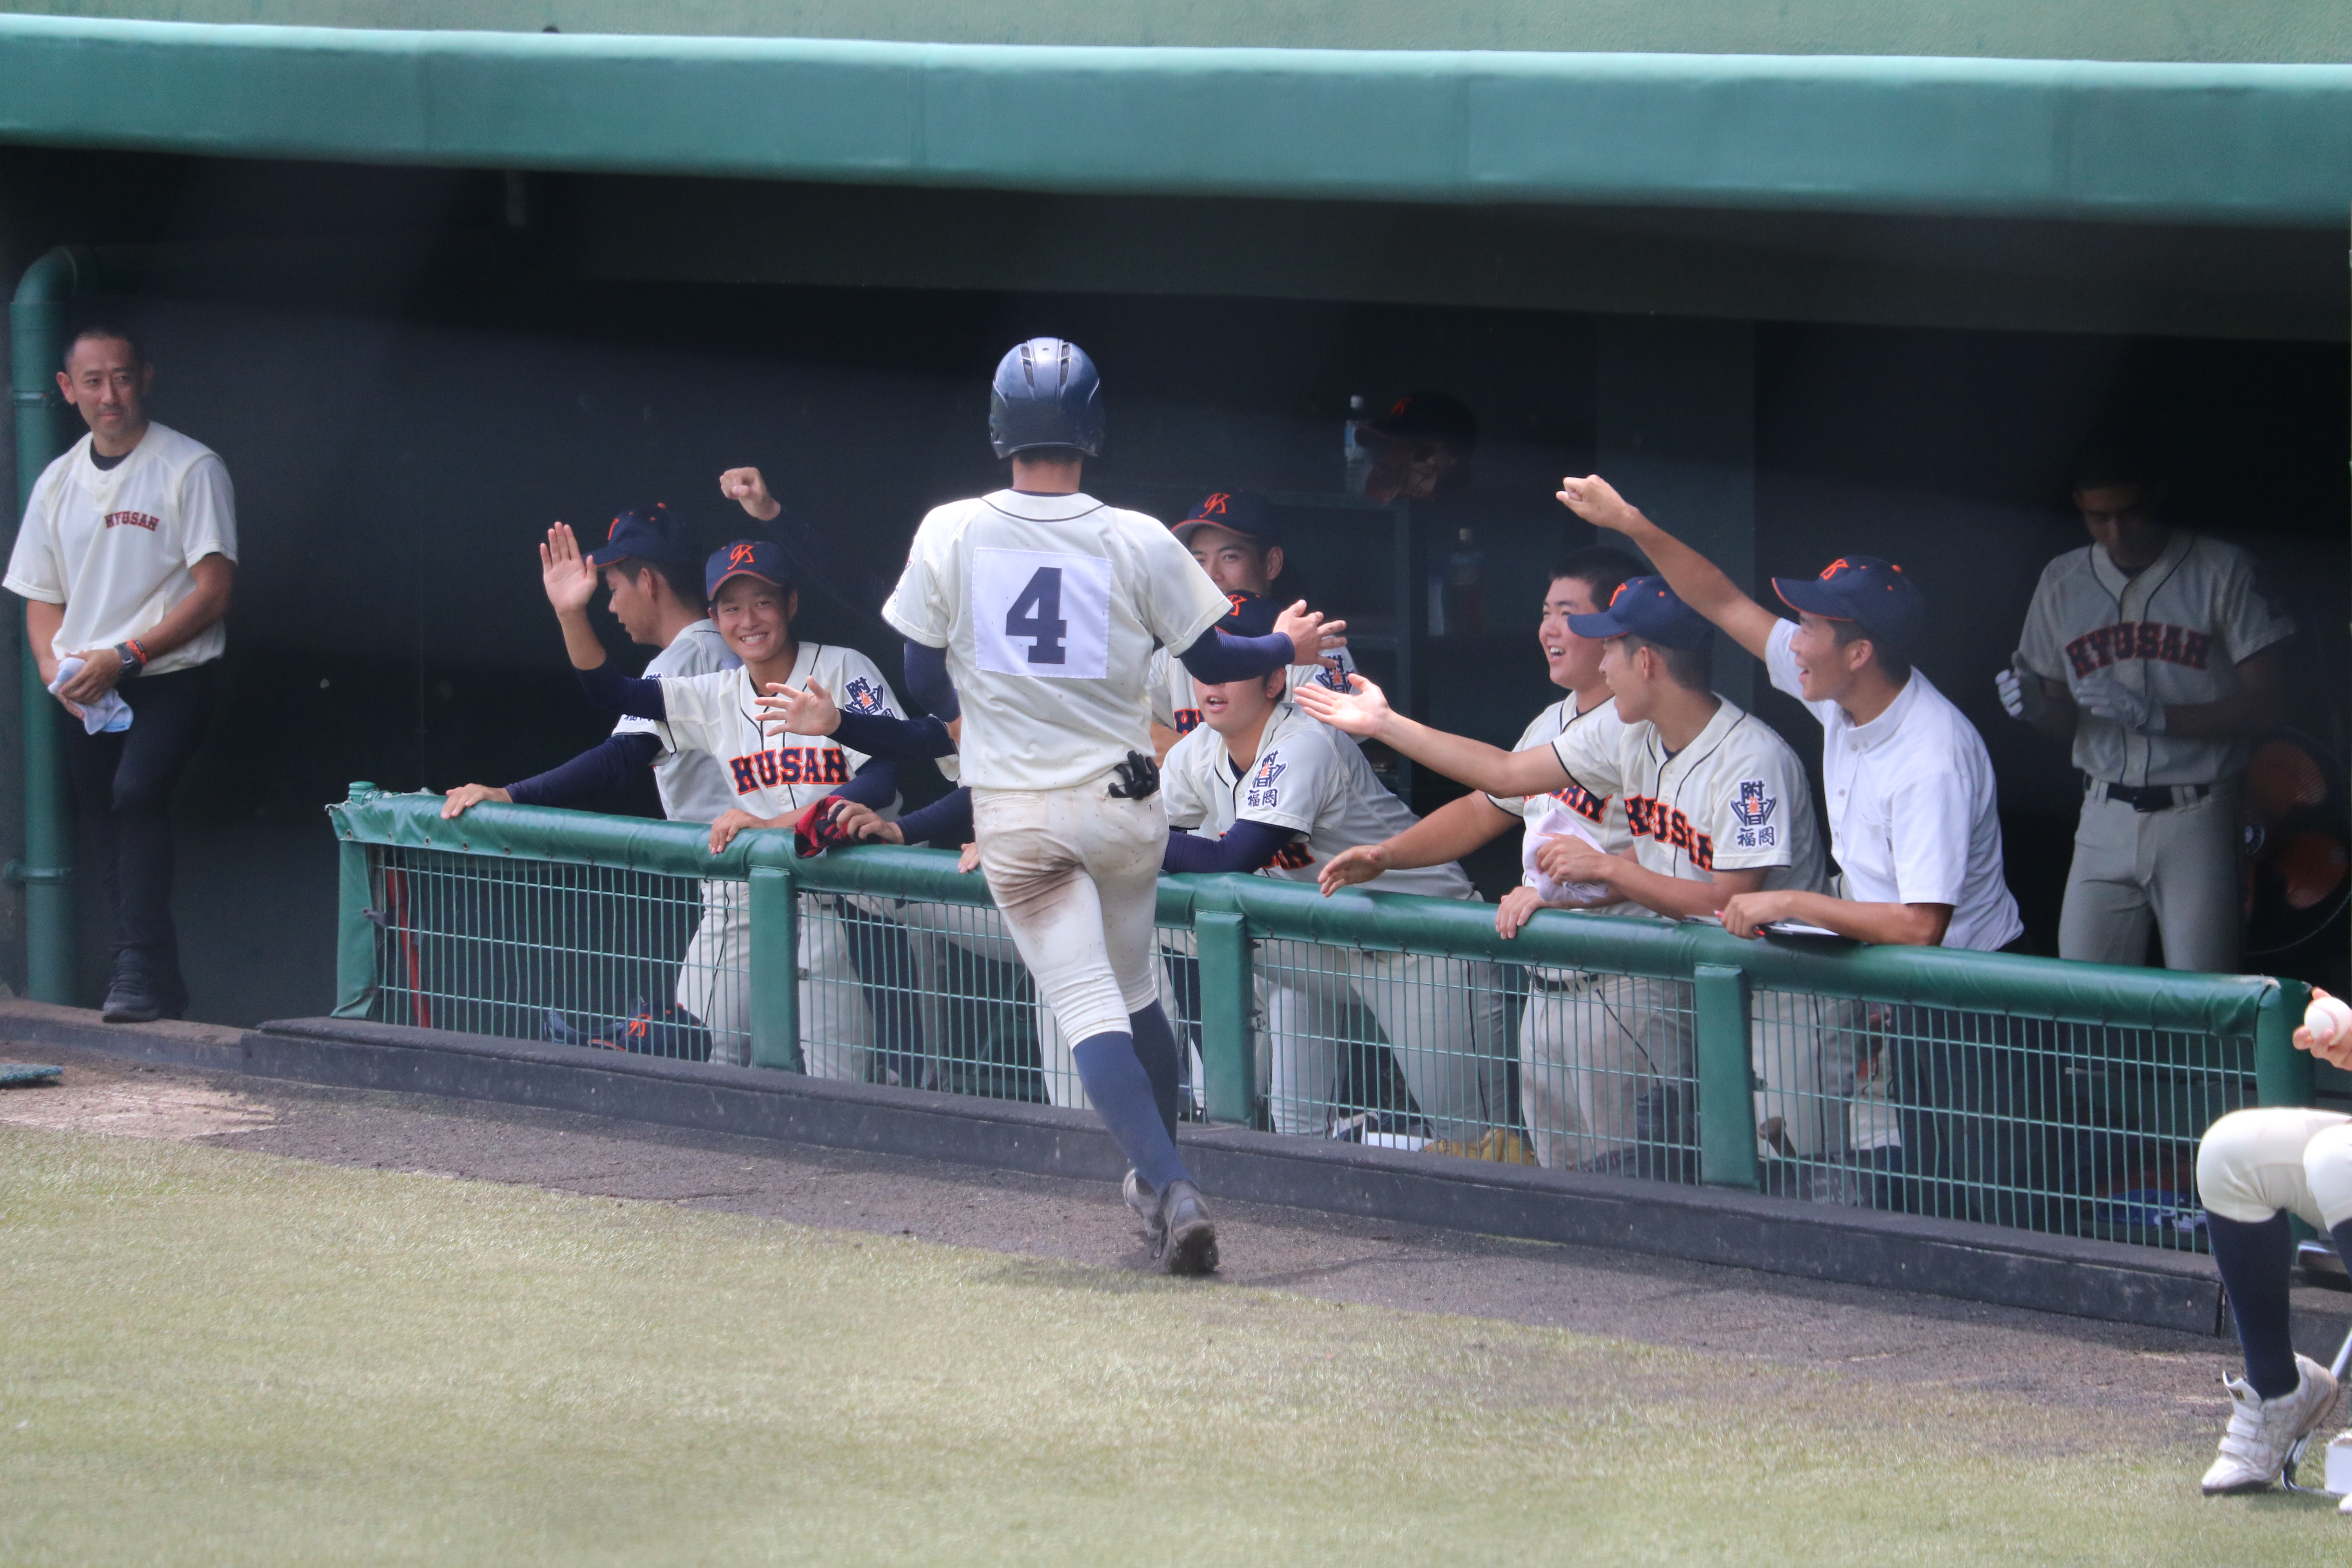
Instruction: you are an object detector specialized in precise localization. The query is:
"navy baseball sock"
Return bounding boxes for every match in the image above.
[2209,1211,2298,1398]
[1072,1031,1192,1196]
[1129,1003,1182,1145]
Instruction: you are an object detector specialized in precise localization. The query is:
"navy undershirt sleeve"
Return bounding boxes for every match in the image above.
[575,659,668,720]
[1160,819,1297,874]
[830,709,955,761]
[891,787,974,847]
[505,732,664,808]
[830,756,901,811]
[1176,627,1294,685]
[902,640,959,721]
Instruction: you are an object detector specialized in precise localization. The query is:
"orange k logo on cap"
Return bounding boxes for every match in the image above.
[728,542,757,570]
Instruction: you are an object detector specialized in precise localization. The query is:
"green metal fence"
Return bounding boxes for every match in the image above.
[329,785,2311,1250]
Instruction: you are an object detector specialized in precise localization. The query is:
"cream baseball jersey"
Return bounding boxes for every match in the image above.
[883,490,1230,791]
[1548,696,1826,895]
[2017,532,2293,787]
[614,619,740,825]
[1149,644,1358,736]
[1162,702,1473,899]
[1488,694,1646,916]
[650,643,900,819]
[5,423,238,675]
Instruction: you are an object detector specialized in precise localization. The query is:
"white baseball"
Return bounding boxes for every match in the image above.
[2305,995,2352,1045]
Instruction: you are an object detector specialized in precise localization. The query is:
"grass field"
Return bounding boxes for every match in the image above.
[2,1122,2346,1566]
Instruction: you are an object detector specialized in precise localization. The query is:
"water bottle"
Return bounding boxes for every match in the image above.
[1342,394,1372,494]
[1445,528,1485,634]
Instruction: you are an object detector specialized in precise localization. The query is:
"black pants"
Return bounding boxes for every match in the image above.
[61,663,218,988]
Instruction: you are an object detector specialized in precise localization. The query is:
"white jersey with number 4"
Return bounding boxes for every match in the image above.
[2016,531,2294,787]
[884,490,1230,791]
[648,643,902,820]
[1161,702,1472,900]
[1549,695,1826,898]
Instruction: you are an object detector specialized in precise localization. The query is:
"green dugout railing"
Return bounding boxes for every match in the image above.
[328,785,2311,1245]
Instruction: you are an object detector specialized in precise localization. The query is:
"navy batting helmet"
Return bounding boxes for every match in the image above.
[989,338,1105,459]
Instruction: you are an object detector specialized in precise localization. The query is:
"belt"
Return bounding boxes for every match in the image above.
[1526,970,1587,995]
[2089,778,2210,813]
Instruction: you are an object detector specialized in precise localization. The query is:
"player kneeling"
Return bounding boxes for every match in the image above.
[2191,988,2352,1500]
[1159,668,1508,1145]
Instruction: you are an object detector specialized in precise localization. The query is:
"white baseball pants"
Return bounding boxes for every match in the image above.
[2060,778,2241,973]
[2197,1106,2352,1230]
[971,783,1167,1050]
[1256,947,1510,1143]
[677,880,875,1078]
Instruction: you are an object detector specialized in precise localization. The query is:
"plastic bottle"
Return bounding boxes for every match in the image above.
[1343,394,1372,495]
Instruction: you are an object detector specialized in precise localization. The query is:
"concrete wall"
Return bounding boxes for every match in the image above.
[1,0,2347,63]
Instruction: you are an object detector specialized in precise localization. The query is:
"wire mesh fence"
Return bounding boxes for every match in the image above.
[367,846,748,1064]
[336,793,2299,1258]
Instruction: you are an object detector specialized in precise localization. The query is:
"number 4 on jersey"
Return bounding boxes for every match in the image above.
[1004,566,1069,665]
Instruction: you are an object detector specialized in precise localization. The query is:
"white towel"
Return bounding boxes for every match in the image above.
[48,657,132,735]
[1523,802,1610,905]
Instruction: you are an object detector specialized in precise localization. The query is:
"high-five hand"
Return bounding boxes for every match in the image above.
[1289,672,1390,739]
[540,522,598,616]
[1272,601,1348,670]
[757,677,840,738]
[1555,475,1642,534]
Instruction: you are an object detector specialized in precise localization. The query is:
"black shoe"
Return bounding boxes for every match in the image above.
[1153,1180,1219,1276]
[101,971,162,1024]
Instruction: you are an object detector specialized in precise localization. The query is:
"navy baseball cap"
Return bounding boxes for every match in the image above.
[1216,589,1281,637]
[586,503,697,568]
[1359,391,1479,451]
[705,539,793,601]
[1567,576,1716,651]
[1173,490,1282,548]
[1773,556,1925,656]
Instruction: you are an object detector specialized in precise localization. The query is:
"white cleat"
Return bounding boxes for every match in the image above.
[1121,1169,1161,1242]
[2202,1354,2339,1495]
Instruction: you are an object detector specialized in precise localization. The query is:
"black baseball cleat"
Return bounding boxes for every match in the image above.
[100,971,163,1024]
[1122,1169,1161,1242]
[1152,1180,1219,1276]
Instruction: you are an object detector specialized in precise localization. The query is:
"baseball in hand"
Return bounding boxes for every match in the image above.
[2307,994,2352,1045]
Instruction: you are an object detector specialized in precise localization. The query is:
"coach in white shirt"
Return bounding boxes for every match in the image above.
[5,325,236,1023]
[1557,475,2023,955]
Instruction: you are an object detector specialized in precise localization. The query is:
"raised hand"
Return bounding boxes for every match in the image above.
[1317,842,1390,897]
[757,677,840,738]
[540,522,599,617]
[1555,474,1642,534]
[440,784,512,820]
[719,466,782,523]
[1271,600,1348,670]
[1290,671,1390,739]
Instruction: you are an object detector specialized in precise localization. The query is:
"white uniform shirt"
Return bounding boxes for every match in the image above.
[1766,620,2024,952]
[614,619,740,825]
[5,423,237,675]
[2017,531,2294,786]
[1162,702,1473,900]
[884,490,1230,791]
[1550,694,1826,898]
[1149,644,1356,736]
[1488,694,1645,917]
[650,643,901,820]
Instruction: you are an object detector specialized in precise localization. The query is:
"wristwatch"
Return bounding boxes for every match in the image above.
[113,639,147,677]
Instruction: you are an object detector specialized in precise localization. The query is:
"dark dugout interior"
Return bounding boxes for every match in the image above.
[3,153,2342,1024]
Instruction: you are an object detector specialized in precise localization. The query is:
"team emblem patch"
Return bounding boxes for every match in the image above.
[1731,779,1777,851]
[1246,755,1285,810]
[841,676,889,716]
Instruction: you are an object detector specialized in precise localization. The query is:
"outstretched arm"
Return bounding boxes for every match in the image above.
[1291,673,1569,798]
[1316,793,1517,895]
[1556,475,1780,661]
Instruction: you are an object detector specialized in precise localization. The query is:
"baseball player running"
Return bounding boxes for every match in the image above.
[879,337,1341,1273]
[2001,446,2292,971]
[539,524,917,1078]
[2186,988,2352,1499]
[1148,490,1354,757]
[442,504,740,1056]
[1557,475,2024,956]
[1296,579,1839,1172]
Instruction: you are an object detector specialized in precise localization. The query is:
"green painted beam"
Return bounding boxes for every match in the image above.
[0,16,2348,225]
